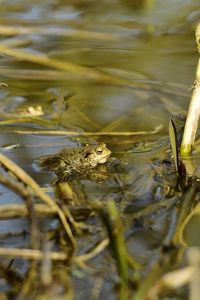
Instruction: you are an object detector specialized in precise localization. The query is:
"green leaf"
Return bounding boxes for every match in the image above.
[169,118,178,172]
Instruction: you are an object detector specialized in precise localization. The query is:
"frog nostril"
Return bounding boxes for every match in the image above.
[84,152,91,158]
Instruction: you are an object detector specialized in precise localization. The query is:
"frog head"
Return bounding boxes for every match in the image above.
[84,143,111,167]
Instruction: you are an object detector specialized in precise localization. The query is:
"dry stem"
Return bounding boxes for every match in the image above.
[0,152,76,251]
[180,23,200,156]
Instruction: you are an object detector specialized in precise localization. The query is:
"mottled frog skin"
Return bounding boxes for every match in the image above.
[40,143,111,179]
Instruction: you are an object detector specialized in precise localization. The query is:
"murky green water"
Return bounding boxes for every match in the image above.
[0,0,200,299]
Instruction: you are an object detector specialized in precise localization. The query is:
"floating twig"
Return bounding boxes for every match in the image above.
[0,202,91,221]
[0,247,67,260]
[2,124,163,136]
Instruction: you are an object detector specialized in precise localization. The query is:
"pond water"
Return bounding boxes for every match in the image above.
[0,0,200,299]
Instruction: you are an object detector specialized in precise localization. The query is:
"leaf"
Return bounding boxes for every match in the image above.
[169,118,178,173]
[169,118,186,190]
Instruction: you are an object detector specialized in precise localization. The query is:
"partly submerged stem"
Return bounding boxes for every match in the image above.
[180,71,200,156]
[0,152,77,251]
[180,23,200,156]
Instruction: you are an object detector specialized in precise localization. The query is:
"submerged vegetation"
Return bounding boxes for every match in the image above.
[0,1,200,299]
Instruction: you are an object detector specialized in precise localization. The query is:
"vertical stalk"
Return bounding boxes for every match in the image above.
[180,23,200,156]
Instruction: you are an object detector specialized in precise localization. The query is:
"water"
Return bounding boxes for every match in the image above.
[0,0,199,298]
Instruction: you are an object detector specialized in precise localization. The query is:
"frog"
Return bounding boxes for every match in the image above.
[39,143,111,180]
[0,105,44,118]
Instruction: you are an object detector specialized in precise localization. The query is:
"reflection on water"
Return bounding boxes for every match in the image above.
[0,0,200,298]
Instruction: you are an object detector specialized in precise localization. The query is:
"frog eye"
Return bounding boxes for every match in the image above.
[96,148,103,155]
